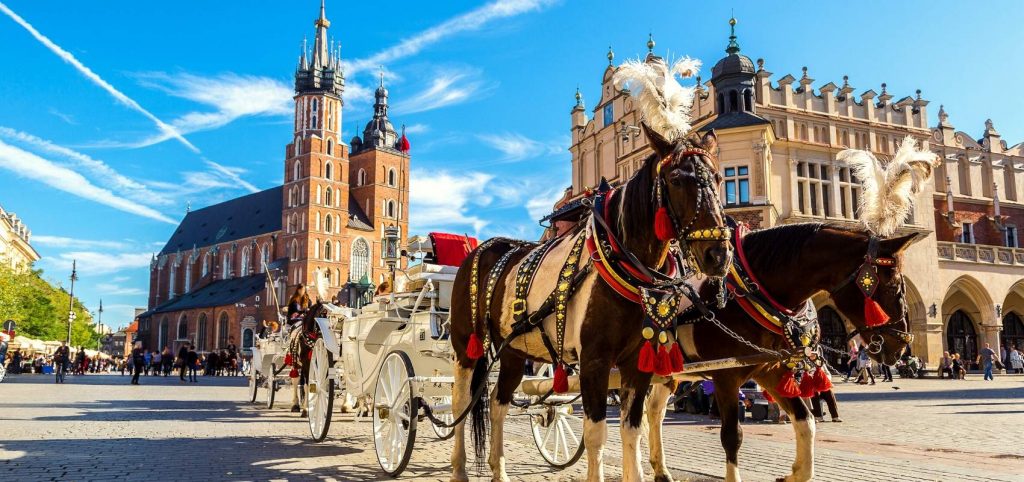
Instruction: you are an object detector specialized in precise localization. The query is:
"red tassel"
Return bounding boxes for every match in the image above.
[307,350,313,360]
[284,353,293,366]
[775,371,802,398]
[654,345,673,376]
[864,296,889,327]
[799,373,817,398]
[553,364,569,393]
[638,340,656,373]
[466,333,484,360]
[654,207,674,241]
[288,367,298,378]
[761,390,775,403]
[814,368,833,392]
[669,343,685,373]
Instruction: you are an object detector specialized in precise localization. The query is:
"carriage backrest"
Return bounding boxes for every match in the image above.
[428,232,478,267]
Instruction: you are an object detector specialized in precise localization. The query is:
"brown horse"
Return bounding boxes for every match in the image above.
[643,223,919,482]
[449,126,733,482]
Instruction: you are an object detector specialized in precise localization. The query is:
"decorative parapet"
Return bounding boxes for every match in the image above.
[937,241,1024,266]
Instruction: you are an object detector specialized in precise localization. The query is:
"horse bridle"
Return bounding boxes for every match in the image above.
[656,147,732,248]
[828,236,914,354]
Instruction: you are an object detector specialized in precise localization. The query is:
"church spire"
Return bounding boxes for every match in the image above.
[726,16,741,55]
[312,0,331,69]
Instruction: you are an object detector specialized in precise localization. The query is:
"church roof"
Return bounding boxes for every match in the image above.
[159,187,283,255]
[138,274,267,318]
[699,111,771,132]
[347,193,374,231]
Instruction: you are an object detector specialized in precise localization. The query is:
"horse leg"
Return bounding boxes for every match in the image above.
[580,358,613,482]
[449,361,474,482]
[646,382,674,482]
[712,375,745,482]
[290,367,301,412]
[616,365,653,482]
[758,374,815,482]
[300,361,310,417]
[488,354,526,482]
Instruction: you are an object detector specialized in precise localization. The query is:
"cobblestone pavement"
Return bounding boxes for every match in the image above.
[0,373,1021,481]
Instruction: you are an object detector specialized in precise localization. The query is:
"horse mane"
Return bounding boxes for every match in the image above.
[616,152,659,241]
[741,223,866,275]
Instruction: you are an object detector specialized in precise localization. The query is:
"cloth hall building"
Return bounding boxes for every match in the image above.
[137,2,410,354]
[566,20,1024,367]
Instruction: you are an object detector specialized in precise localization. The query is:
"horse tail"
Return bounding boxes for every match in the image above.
[469,353,489,467]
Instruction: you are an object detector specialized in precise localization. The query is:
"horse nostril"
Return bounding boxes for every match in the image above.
[706,246,729,266]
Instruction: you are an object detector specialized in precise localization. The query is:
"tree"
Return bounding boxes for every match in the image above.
[0,264,97,347]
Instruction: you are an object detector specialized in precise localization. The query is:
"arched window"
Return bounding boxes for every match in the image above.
[221,251,232,279]
[326,140,334,157]
[947,310,978,365]
[325,161,333,180]
[242,328,254,354]
[293,161,301,181]
[294,136,301,156]
[217,312,229,349]
[197,313,208,351]
[259,243,270,273]
[728,90,739,112]
[312,98,318,112]
[716,93,725,113]
[1002,312,1024,353]
[240,247,251,276]
[289,240,299,261]
[817,307,847,368]
[314,239,320,259]
[325,187,333,207]
[351,238,370,282]
[388,200,397,218]
[388,168,397,187]
[324,214,333,233]
[324,240,332,261]
[158,317,169,349]
[168,265,176,299]
[201,252,210,277]
[177,314,188,341]
[184,259,192,293]
[743,90,753,111]
[357,168,367,186]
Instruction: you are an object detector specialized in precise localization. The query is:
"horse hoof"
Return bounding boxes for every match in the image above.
[290,405,300,413]
[654,475,673,482]
[301,410,308,418]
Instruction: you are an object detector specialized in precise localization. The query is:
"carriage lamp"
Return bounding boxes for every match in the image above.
[383,225,401,269]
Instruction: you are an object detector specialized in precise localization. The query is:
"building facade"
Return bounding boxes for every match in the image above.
[0,204,40,271]
[567,20,1023,366]
[137,1,411,354]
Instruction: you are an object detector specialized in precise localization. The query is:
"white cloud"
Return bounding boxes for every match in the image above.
[32,235,130,250]
[404,123,430,135]
[0,2,198,153]
[202,159,259,193]
[343,0,557,75]
[394,68,489,114]
[111,276,131,283]
[100,72,293,149]
[45,250,153,276]
[478,132,565,162]
[526,187,567,221]
[410,170,495,234]
[0,139,176,224]
[95,283,146,296]
[48,108,76,125]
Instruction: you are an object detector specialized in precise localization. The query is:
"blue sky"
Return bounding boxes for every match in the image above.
[2,0,1023,328]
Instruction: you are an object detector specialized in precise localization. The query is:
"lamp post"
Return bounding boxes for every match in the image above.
[67,260,78,346]
[96,299,104,352]
[383,225,401,291]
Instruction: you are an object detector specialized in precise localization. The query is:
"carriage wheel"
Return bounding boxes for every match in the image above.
[307,338,335,442]
[530,363,585,468]
[0,364,6,384]
[372,350,418,477]
[249,370,260,404]
[429,396,455,440]
[266,363,277,410]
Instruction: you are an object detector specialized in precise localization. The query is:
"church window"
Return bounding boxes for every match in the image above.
[260,243,270,273]
[184,259,192,293]
[325,187,333,207]
[168,265,176,298]
[357,168,367,186]
[177,315,188,341]
[222,251,232,279]
[312,98,318,112]
[324,240,332,261]
[325,269,332,285]
[240,247,251,276]
[325,159,333,179]
[325,214,333,233]
[729,90,739,112]
[289,240,299,261]
[351,238,370,282]
[293,161,302,181]
[312,114,318,130]
[201,252,210,277]
[294,136,301,156]
[603,102,614,127]
[388,168,397,187]
[314,239,320,258]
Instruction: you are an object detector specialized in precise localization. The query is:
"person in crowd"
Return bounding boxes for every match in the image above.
[142,350,152,376]
[187,345,199,383]
[130,342,144,385]
[855,344,876,385]
[177,344,189,382]
[844,341,859,381]
[1008,346,1023,374]
[978,343,997,381]
[951,353,966,380]
[287,284,311,324]
[150,350,161,377]
[938,351,952,379]
[161,346,173,376]
[0,332,9,367]
[52,343,69,381]
[880,361,894,382]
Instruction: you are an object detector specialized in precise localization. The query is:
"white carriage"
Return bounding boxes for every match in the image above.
[303,233,587,477]
[248,320,292,410]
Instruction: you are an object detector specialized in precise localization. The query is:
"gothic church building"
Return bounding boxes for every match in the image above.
[138,1,410,354]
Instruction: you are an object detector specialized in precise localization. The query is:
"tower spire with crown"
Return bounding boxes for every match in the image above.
[312,0,330,68]
[726,16,740,54]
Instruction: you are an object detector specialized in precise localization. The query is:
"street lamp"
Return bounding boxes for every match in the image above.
[67,260,78,346]
[383,225,401,291]
[96,299,104,352]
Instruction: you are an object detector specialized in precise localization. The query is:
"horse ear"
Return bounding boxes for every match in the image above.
[880,232,922,255]
[701,129,718,156]
[641,122,673,158]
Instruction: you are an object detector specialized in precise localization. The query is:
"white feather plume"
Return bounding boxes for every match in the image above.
[612,56,701,142]
[837,135,939,236]
[313,267,329,303]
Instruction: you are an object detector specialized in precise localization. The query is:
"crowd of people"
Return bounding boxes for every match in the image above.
[125,337,245,385]
[2,341,119,377]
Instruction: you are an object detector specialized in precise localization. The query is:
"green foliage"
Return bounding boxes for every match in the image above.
[0,264,97,347]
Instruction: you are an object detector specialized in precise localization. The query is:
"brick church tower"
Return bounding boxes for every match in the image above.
[282,0,349,292]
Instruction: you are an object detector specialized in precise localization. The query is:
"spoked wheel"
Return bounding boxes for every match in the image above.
[249,370,260,404]
[266,363,277,410]
[429,396,455,440]
[0,365,6,383]
[530,363,585,468]
[307,338,335,442]
[372,350,418,477]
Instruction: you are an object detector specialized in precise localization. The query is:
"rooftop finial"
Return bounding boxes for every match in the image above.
[801,66,808,79]
[726,16,740,54]
[647,33,655,53]
[881,82,887,95]
[842,75,849,87]
[916,88,922,100]
[574,85,584,108]
[607,45,614,65]
[379,65,384,87]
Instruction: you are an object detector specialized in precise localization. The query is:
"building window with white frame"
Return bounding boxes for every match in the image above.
[837,166,862,220]
[351,238,370,282]
[723,166,749,205]
[1006,225,1018,248]
[960,222,975,244]
[796,161,832,217]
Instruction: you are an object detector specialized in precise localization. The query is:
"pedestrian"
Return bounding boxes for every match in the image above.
[130,342,144,385]
[177,344,189,383]
[187,345,199,383]
[143,350,152,376]
[978,343,997,381]
[53,343,69,382]
[938,351,952,379]
[1009,347,1024,374]
[856,344,875,385]
[151,350,161,377]
[844,341,858,381]
[880,362,893,382]
[951,353,966,379]
[162,346,173,376]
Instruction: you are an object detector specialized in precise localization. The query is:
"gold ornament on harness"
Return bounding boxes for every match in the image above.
[642,326,655,340]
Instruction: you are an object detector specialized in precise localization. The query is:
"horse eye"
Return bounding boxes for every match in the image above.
[668,168,685,186]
